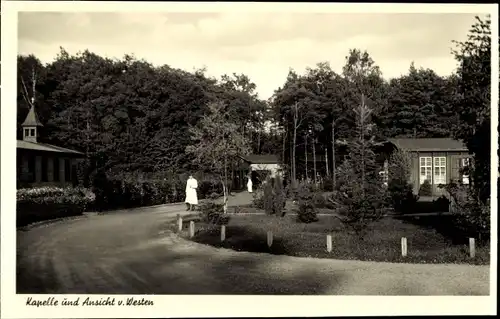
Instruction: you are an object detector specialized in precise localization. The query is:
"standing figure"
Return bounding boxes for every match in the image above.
[247,175,253,193]
[185,175,198,211]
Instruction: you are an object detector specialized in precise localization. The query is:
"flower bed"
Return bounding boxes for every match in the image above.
[17,187,95,228]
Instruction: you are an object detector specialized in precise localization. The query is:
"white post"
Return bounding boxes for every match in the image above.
[401,237,407,257]
[221,225,226,242]
[267,231,273,248]
[326,234,332,253]
[469,238,476,258]
[177,216,182,232]
[189,221,195,238]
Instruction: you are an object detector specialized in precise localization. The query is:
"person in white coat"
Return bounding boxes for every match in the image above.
[247,175,253,193]
[185,175,198,211]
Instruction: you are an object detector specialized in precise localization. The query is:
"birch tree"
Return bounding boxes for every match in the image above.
[186,101,251,214]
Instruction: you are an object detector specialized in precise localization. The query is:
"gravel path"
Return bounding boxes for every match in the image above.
[17,203,489,295]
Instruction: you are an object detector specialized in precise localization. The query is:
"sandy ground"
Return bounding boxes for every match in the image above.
[17,194,490,295]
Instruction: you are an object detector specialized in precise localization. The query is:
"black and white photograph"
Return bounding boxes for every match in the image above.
[1,1,497,318]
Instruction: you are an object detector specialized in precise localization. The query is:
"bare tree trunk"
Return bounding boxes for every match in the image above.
[313,138,317,184]
[331,121,336,188]
[292,102,300,183]
[257,129,261,154]
[325,147,329,176]
[360,94,366,198]
[305,135,308,181]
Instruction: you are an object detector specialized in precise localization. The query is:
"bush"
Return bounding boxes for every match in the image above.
[433,195,450,212]
[252,189,265,209]
[254,177,287,216]
[388,180,419,214]
[93,175,223,211]
[419,179,433,197]
[17,186,95,227]
[312,192,329,209]
[198,201,230,225]
[441,182,490,243]
[334,160,393,235]
[295,182,319,223]
[321,176,334,192]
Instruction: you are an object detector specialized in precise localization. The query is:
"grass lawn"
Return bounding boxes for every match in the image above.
[175,214,489,265]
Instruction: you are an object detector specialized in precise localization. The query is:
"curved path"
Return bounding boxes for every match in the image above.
[17,204,489,295]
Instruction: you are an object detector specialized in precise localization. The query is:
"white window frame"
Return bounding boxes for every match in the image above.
[462,158,470,184]
[433,157,446,186]
[419,157,432,185]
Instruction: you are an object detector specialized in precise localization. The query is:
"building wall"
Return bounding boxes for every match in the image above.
[250,163,282,178]
[17,150,83,189]
[410,150,471,197]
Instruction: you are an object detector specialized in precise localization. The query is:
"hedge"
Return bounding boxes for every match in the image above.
[17,186,95,227]
[94,177,224,211]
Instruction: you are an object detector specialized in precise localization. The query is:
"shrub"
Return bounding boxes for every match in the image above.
[295,182,319,223]
[419,179,433,197]
[198,201,230,225]
[272,176,287,216]
[312,192,329,209]
[17,186,95,227]
[433,195,450,212]
[388,180,419,214]
[252,189,265,209]
[334,160,393,235]
[321,176,334,192]
[441,182,490,243]
[96,176,218,210]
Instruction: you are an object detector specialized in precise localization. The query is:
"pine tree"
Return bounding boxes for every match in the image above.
[332,95,392,235]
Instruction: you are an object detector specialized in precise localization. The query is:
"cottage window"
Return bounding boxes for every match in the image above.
[419,157,432,184]
[462,158,470,184]
[24,128,29,137]
[30,129,35,136]
[433,157,446,186]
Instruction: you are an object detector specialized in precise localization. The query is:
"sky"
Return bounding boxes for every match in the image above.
[18,11,482,99]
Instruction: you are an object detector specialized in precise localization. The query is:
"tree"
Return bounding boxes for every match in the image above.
[443,15,493,241]
[186,101,251,214]
[451,15,492,205]
[384,63,457,138]
[272,69,323,183]
[332,97,392,235]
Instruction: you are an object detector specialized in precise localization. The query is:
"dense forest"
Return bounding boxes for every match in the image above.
[16,15,492,202]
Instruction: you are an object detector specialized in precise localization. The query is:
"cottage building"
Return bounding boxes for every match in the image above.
[384,138,472,197]
[17,104,85,188]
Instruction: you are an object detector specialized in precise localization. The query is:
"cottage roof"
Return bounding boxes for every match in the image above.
[21,105,44,127]
[387,138,468,152]
[17,140,84,155]
[242,154,280,164]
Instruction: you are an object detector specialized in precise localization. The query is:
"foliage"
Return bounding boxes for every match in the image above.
[198,201,231,225]
[255,177,287,216]
[294,182,319,223]
[17,186,95,227]
[451,15,492,205]
[383,63,458,138]
[419,180,432,197]
[186,101,251,214]
[332,99,392,234]
[441,182,490,243]
[321,176,335,192]
[388,148,419,213]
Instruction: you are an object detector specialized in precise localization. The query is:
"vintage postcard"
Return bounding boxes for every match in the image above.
[1,1,498,318]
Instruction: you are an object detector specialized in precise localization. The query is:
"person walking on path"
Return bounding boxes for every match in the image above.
[185,175,199,211]
[247,175,253,193]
